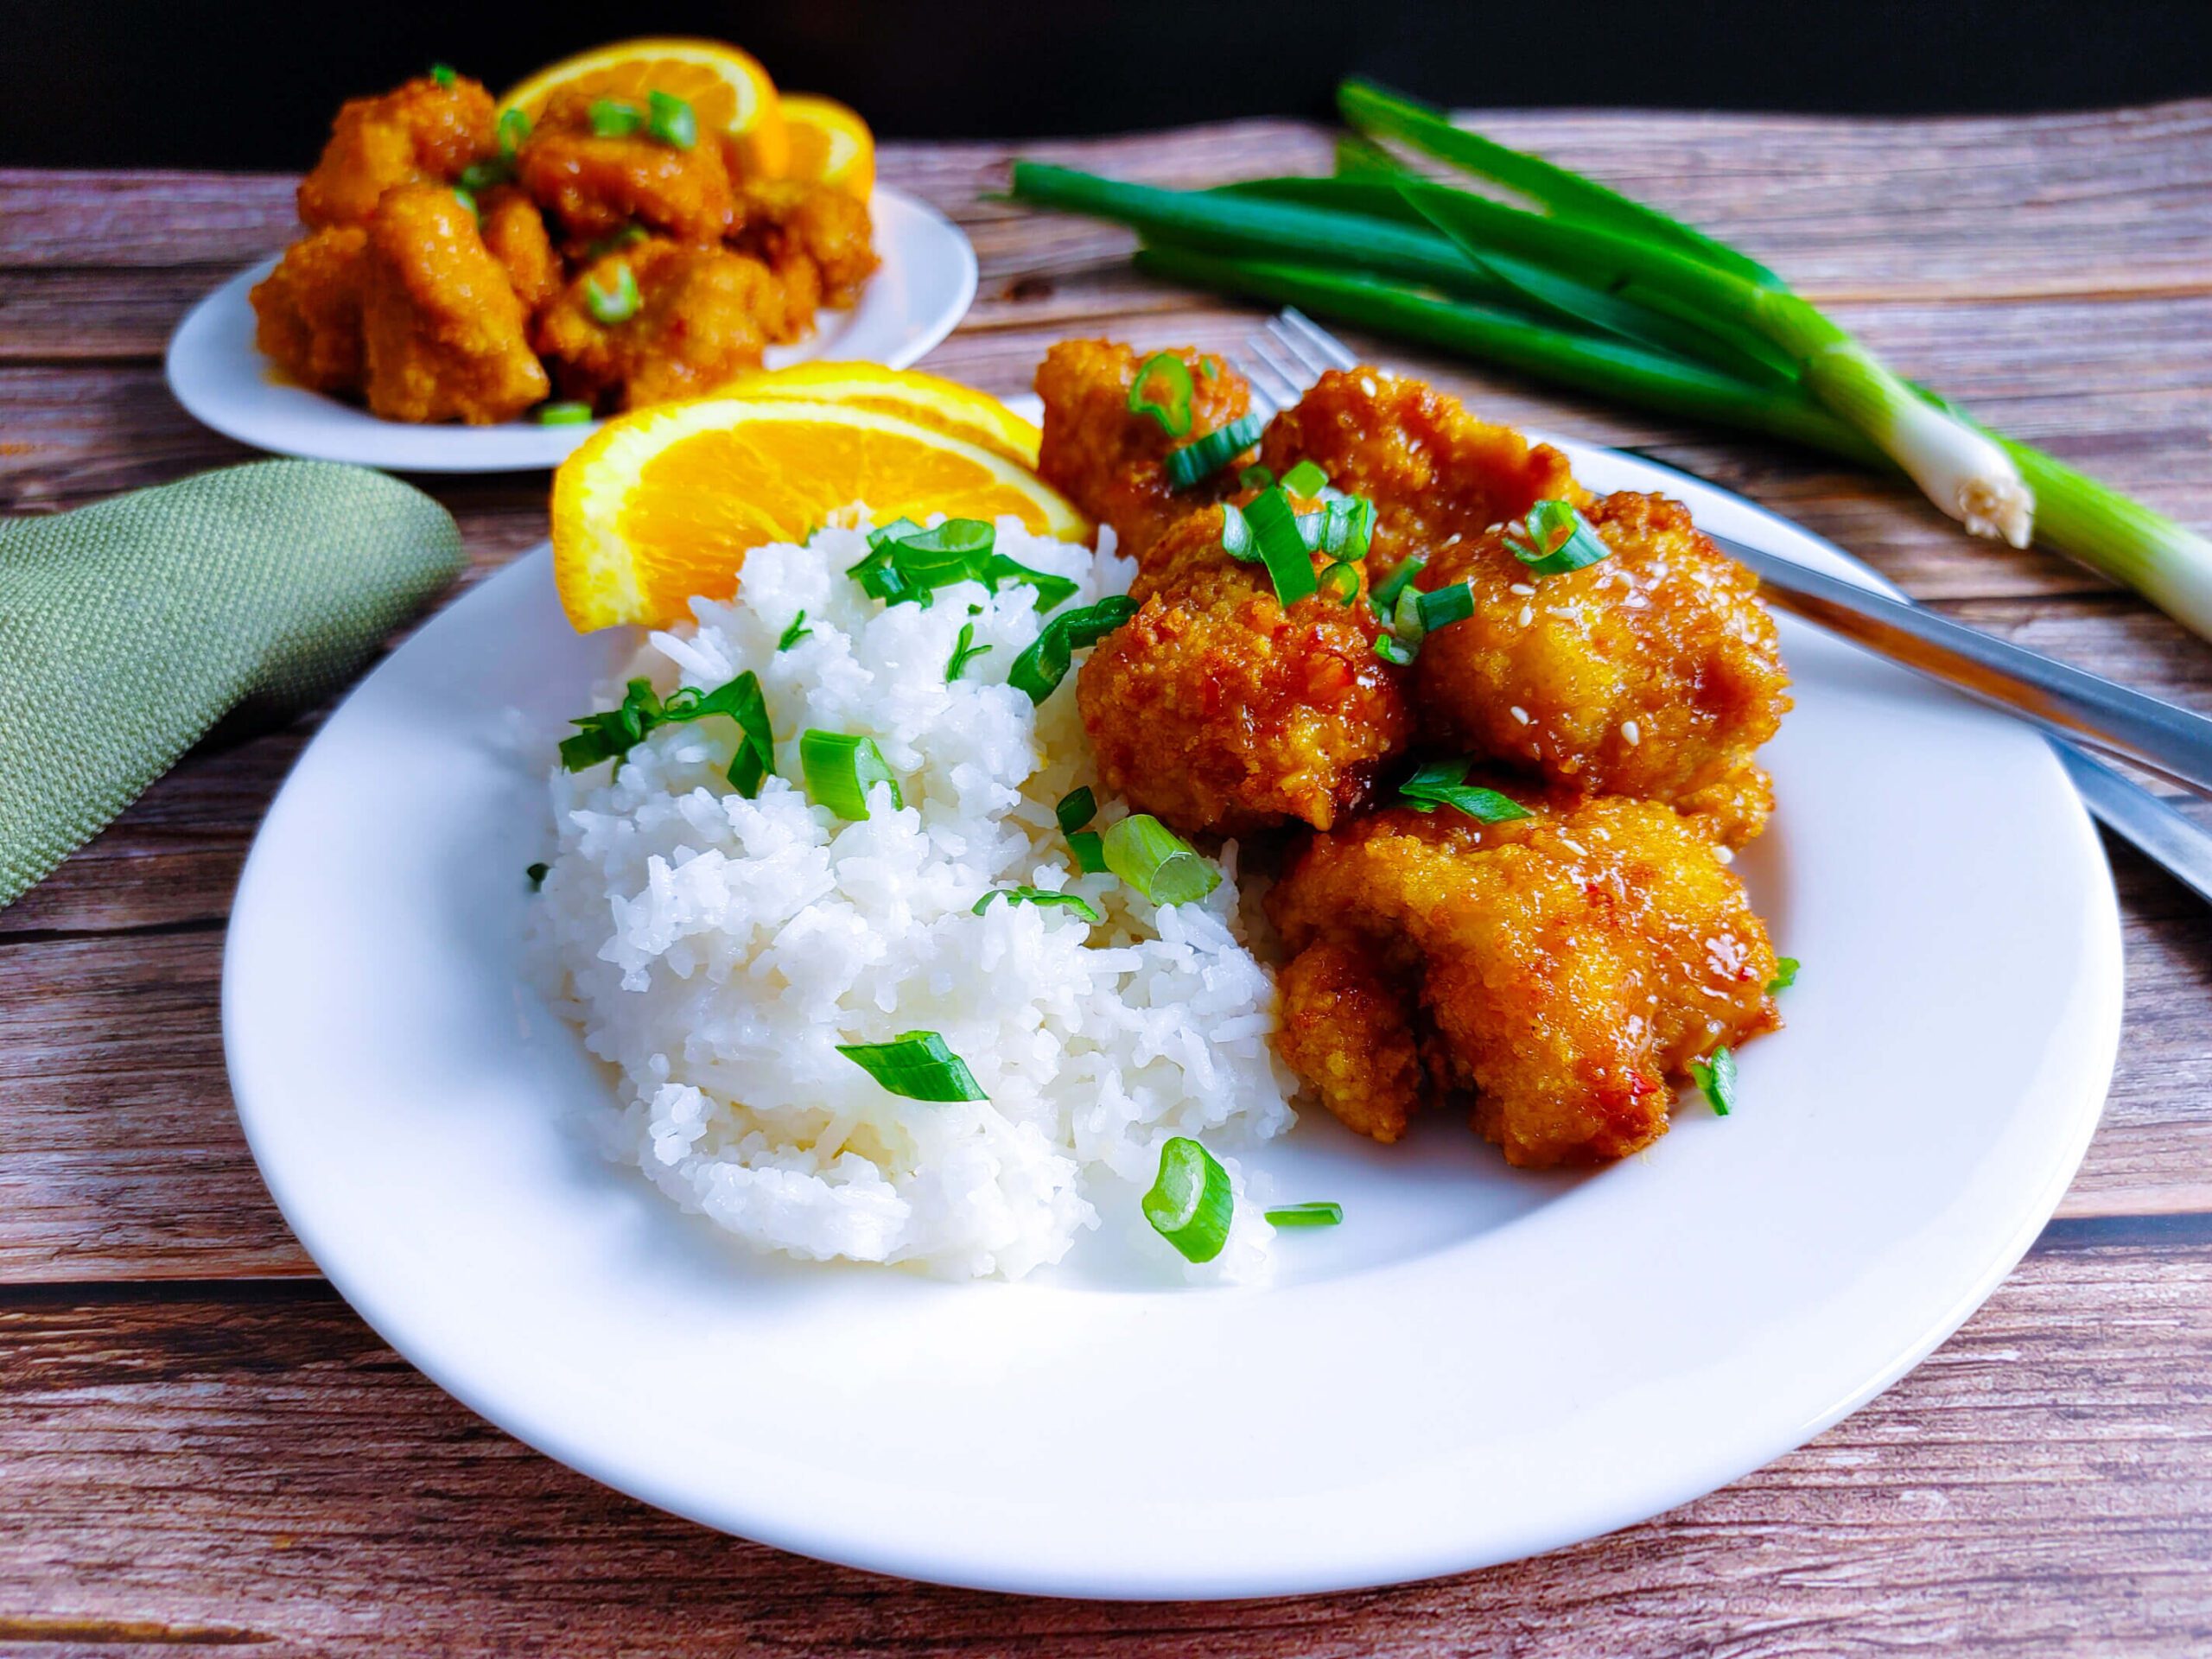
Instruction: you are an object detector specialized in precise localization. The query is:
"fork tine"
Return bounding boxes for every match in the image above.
[1278,307,1359,372]
[1262,315,1333,384]
[1230,344,1300,413]
[1248,334,1318,402]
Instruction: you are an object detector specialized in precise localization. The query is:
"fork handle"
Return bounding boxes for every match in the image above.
[1713,533,2212,801]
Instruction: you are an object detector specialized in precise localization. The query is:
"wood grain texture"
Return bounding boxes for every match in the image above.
[0,101,2208,1649]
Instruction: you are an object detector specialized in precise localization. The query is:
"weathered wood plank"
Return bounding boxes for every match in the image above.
[1,1229,2205,1656]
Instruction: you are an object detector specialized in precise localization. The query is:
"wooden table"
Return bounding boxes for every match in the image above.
[4,105,2210,1655]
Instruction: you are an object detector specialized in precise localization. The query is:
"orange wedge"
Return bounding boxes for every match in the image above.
[499,37,789,178]
[552,397,1089,632]
[714,363,1040,467]
[779,93,874,199]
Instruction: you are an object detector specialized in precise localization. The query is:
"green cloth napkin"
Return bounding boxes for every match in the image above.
[0,460,464,906]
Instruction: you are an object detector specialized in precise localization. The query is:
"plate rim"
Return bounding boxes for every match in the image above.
[219,442,2123,1598]
[164,183,978,472]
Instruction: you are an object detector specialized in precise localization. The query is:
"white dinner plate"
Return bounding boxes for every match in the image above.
[223,435,2122,1599]
[166,186,976,472]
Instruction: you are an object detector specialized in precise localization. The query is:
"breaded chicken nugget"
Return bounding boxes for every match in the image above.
[477,185,561,315]
[1076,501,1413,836]
[1268,796,1780,1167]
[1036,340,1256,559]
[359,184,549,424]
[535,239,780,410]
[1257,367,1581,575]
[734,178,879,328]
[297,73,496,230]
[515,92,737,245]
[1413,489,1790,842]
[250,225,368,391]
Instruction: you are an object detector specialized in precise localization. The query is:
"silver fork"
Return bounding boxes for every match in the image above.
[1230,308,2212,903]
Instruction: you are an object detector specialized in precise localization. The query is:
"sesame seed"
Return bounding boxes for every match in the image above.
[1714,846,1735,864]
[1560,838,1589,857]
[1510,705,1530,724]
[1517,605,1534,627]
[1622,719,1641,746]
[1360,375,1377,396]
[1508,582,1535,596]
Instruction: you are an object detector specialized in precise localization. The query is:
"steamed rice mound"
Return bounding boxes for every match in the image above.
[529,518,1298,1281]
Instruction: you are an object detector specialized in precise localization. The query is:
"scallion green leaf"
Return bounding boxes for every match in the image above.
[589,98,645,138]
[1689,1046,1737,1116]
[647,89,697,149]
[1278,459,1329,497]
[1128,352,1195,437]
[698,672,775,798]
[1237,463,1275,490]
[1102,813,1219,906]
[1370,552,1425,618]
[429,62,457,87]
[498,106,531,158]
[1767,957,1800,995]
[585,263,640,325]
[1067,829,1109,874]
[451,187,479,220]
[800,730,901,820]
[1508,499,1611,577]
[1142,1136,1234,1263]
[1056,786,1096,834]
[1241,487,1319,607]
[849,519,1020,608]
[1395,757,1530,823]
[1165,410,1267,489]
[456,158,510,194]
[777,610,811,651]
[1264,1201,1342,1227]
[973,886,1102,923]
[836,1030,986,1102]
[559,671,772,795]
[1374,632,1417,666]
[945,621,993,683]
[1395,578,1475,641]
[1007,595,1138,703]
[982,553,1079,613]
[535,400,594,426]
[1318,560,1361,606]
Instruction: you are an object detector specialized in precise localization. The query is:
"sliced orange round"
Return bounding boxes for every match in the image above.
[552,397,1090,632]
[713,363,1039,467]
[499,38,789,179]
[779,93,874,199]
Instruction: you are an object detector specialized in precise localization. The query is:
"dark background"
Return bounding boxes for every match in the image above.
[6,0,2211,168]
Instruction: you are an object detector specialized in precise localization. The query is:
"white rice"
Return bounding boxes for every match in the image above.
[527,518,1298,1281]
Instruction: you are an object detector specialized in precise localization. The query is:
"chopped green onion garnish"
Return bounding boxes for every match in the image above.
[1199,359,1220,380]
[1278,459,1330,497]
[1067,829,1109,874]
[535,400,593,426]
[429,62,457,87]
[982,554,1078,613]
[559,671,773,796]
[777,610,811,651]
[585,263,641,325]
[1102,813,1219,906]
[590,98,645,137]
[1007,595,1137,703]
[1165,410,1267,488]
[1318,561,1361,606]
[525,861,550,890]
[1056,786,1096,834]
[1395,757,1530,823]
[1220,500,1255,562]
[1508,499,1611,577]
[647,90,697,149]
[974,886,1102,923]
[586,225,652,258]
[1128,352,1195,438]
[801,730,901,820]
[1689,1046,1737,1116]
[1238,463,1275,490]
[451,187,479,220]
[1370,553,1424,618]
[1306,494,1375,562]
[1768,957,1800,995]
[456,158,510,194]
[1142,1137,1234,1263]
[1374,632,1417,666]
[1395,578,1476,641]
[498,106,531,158]
[1264,1201,1343,1227]
[1240,487,1319,607]
[836,1030,986,1102]
[946,621,993,683]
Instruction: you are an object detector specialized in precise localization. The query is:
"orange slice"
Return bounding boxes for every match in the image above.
[779,93,874,199]
[499,37,789,179]
[714,363,1040,467]
[552,397,1090,632]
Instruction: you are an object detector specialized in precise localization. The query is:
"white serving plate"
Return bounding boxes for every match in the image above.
[222,436,2120,1598]
[166,186,976,472]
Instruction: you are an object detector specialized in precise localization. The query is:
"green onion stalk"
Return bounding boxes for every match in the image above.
[1006,81,2212,641]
